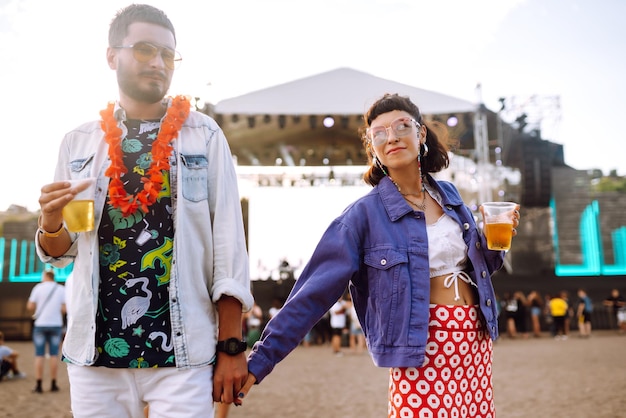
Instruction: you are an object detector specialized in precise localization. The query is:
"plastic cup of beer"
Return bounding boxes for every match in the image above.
[482,201,517,250]
[62,177,96,233]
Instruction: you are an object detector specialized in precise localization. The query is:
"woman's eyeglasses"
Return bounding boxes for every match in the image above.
[367,117,419,145]
[113,42,182,70]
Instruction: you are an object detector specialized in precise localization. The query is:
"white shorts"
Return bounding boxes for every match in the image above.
[67,363,214,418]
[617,309,626,323]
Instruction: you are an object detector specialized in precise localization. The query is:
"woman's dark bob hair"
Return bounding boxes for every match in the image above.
[360,93,452,186]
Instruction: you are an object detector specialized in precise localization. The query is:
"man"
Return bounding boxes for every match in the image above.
[0,331,26,381]
[576,288,593,338]
[603,288,626,331]
[27,270,66,392]
[36,4,253,417]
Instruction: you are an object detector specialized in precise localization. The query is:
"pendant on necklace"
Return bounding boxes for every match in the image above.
[403,194,426,211]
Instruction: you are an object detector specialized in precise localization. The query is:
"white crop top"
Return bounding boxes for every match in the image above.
[424,183,476,300]
[427,214,468,277]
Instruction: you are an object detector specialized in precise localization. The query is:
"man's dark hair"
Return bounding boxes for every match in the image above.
[108,4,176,47]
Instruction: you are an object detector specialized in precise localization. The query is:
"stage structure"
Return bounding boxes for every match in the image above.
[208,68,521,280]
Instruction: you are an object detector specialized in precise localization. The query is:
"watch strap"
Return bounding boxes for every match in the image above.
[216,338,247,355]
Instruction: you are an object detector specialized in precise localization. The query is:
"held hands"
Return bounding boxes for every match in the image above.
[234,372,257,406]
[213,357,256,408]
[213,352,249,405]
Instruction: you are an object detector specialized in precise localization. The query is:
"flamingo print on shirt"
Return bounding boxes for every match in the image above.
[120,277,152,329]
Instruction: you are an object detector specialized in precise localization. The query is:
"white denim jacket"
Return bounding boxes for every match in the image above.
[36,99,254,368]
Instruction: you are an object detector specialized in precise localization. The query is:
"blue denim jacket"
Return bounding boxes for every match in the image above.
[36,99,253,368]
[248,175,503,382]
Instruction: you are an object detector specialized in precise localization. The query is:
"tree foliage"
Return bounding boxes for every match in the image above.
[592,175,626,193]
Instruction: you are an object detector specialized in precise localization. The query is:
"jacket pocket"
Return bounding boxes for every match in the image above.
[363,248,408,346]
[180,154,208,202]
[69,154,95,179]
[364,249,407,299]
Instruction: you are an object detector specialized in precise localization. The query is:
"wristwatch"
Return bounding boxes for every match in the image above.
[216,338,247,355]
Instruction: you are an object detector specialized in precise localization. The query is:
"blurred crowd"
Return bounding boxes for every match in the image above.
[243,292,367,355]
[497,288,626,340]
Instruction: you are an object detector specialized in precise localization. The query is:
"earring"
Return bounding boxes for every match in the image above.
[374,156,388,176]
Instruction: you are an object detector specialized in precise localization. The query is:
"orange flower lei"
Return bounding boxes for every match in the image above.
[100,95,190,217]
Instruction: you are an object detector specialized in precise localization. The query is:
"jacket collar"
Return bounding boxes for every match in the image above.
[377,174,464,222]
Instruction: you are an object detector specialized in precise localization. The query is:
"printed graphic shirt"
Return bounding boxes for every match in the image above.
[94,119,175,368]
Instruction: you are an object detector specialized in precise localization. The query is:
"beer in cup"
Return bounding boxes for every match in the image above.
[62,177,96,233]
[482,202,517,251]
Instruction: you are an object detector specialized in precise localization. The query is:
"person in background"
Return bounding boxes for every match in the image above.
[503,291,519,338]
[512,291,529,339]
[268,298,283,320]
[239,93,521,417]
[245,302,264,348]
[562,290,574,337]
[543,293,555,336]
[576,288,593,338]
[549,291,569,340]
[35,4,252,416]
[347,294,366,354]
[329,296,348,356]
[27,270,66,393]
[603,288,626,332]
[527,290,544,338]
[0,331,26,381]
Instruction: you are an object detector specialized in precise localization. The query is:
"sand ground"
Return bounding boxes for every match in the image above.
[1,331,624,418]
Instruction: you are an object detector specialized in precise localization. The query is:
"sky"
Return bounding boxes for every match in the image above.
[1,0,624,211]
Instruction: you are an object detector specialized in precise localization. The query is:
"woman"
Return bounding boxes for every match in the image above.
[503,291,520,338]
[512,290,529,339]
[239,93,520,417]
[528,290,544,337]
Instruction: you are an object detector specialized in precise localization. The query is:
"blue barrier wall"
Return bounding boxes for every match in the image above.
[0,237,72,283]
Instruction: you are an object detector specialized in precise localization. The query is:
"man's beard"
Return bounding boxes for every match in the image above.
[117,66,170,104]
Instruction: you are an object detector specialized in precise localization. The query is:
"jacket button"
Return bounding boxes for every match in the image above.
[482,271,487,278]
[486,299,492,306]
[475,242,481,249]
[380,259,387,266]
[463,223,470,230]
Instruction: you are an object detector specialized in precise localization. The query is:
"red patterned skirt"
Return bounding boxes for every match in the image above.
[388,305,494,418]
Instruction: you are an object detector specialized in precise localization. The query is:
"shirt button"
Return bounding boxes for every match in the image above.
[380,259,387,266]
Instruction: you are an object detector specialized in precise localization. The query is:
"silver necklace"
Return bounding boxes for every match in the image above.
[389,176,427,211]
[402,194,426,211]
